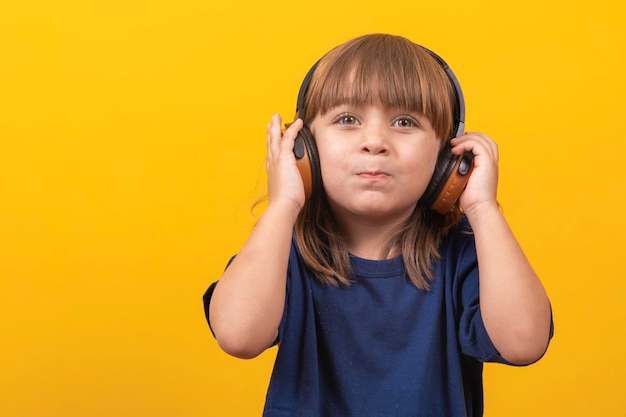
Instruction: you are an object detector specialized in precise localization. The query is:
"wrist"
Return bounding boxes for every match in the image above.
[463,200,501,225]
[265,198,303,224]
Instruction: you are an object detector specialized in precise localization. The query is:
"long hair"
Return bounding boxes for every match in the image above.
[294,34,463,290]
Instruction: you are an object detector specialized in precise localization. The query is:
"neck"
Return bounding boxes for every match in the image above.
[335,212,409,260]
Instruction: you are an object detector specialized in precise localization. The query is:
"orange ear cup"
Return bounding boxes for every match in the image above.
[429,154,474,215]
[294,140,313,199]
[293,126,320,200]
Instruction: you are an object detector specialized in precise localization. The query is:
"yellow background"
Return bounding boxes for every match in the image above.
[1,0,625,416]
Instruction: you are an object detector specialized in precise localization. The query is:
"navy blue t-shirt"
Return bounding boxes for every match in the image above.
[204,222,511,416]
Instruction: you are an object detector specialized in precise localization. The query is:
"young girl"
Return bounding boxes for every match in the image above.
[204,34,553,416]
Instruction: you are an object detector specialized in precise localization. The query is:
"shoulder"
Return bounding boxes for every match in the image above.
[288,236,306,272]
[440,216,475,254]
[285,236,315,289]
[433,216,479,286]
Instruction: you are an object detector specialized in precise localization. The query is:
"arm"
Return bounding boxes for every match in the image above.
[209,115,305,359]
[451,133,552,365]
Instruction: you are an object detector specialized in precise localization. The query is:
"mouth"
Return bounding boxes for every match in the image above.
[356,170,391,179]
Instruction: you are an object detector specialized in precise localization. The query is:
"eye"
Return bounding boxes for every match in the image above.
[335,113,359,126]
[393,116,418,128]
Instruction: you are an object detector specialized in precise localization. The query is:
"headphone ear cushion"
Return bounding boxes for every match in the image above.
[293,126,322,199]
[421,146,457,207]
[421,146,474,214]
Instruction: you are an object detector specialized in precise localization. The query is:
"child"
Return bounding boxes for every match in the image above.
[203,33,553,416]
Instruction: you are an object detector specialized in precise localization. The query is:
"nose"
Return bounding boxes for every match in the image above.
[361,124,389,155]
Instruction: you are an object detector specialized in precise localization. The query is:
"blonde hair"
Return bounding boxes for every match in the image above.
[294,34,463,290]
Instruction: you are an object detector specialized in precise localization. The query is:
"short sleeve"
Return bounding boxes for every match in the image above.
[450,227,511,364]
[202,281,218,337]
[202,256,236,338]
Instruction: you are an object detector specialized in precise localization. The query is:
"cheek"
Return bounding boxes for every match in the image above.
[405,145,439,175]
[423,152,440,180]
[314,137,348,181]
[317,149,346,189]
[399,147,441,195]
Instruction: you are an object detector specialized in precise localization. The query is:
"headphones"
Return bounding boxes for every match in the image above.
[293,45,473,215]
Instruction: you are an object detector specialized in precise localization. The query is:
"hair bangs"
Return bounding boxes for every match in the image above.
[302,34,456,140]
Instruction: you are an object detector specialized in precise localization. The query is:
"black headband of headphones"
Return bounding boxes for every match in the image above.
[295,45,466,139]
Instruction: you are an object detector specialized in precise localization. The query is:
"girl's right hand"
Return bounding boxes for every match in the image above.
[266,114,306,213]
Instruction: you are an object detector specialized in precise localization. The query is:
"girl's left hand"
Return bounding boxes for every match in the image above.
[449,132,499,214]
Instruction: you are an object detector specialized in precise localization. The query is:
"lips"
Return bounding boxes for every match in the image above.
[357,170,390,179]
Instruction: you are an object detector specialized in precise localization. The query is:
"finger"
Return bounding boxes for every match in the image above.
[279,118,303,152]
[471,134,498,161]
[451,132,497,159]
[266,121,273,158]
[285,118,304,135]
[267,114,283,159]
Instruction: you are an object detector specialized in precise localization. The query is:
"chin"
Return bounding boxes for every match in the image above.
[345,202,417,222]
